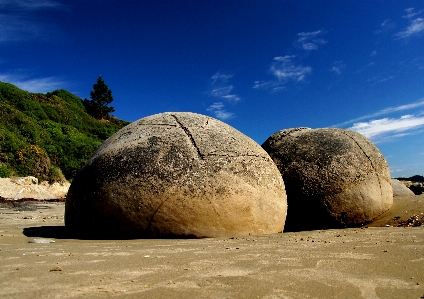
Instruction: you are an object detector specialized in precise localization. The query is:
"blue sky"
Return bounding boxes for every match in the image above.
[1,0,424,177]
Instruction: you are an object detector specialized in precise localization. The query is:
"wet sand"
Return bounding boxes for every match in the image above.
[1,195,423,298]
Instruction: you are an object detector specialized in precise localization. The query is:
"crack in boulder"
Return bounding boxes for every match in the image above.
[342,131,383,196]
[137,123,178,127]
[171,114,204,160]
[146,196,172,234]
[206,153,266,158]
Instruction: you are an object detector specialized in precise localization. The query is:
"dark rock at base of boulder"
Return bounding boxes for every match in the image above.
[262,128,393,232]
[409,183,424,195]
[65,112,287,238]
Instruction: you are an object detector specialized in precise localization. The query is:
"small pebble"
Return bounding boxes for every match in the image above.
[50,266,62,272]
[28,239,55,244]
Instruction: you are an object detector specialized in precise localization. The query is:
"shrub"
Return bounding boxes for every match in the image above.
[0,165,11,178]
[48,165,66,183]
[17,99,48,120]
[0,82,29,105]
[15,145,51,181]
[47,89,85,110]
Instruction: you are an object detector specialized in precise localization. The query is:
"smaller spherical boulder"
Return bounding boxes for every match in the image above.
[391,179,415,197]
[65,112,287,238]
[262,128,393,231]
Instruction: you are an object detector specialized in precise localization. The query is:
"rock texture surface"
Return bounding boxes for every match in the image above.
[262,128,393,231]
[66,112,287,238]
[392,179,415,197]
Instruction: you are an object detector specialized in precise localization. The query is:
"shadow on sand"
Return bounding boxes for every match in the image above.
[23,226,73,239]
[22,226,126,240]
[23,225,205,240]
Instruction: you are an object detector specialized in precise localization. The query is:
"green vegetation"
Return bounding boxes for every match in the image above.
[0,81,129,182]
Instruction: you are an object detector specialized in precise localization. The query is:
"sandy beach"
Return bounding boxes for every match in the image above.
[1,195,423,298]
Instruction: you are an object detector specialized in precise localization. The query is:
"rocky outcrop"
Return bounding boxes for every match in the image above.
[262,128,393,231]
[409,183,424,195]
[0,176,70,200]
[391,179,415,197]
[66,112,287,238]
[396,180,424,194]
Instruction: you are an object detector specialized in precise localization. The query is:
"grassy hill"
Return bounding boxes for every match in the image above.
[0,81,129,182]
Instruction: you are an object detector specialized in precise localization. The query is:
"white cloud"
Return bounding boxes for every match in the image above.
[335,99,424,143]
[0,73,66,93]
[255,30,321,92]
[207,72,239,119]
[209,72,240,102]
[206,102,234,120]
[296,30,326,50]
[271,55,312,82]
[349,115,424,142]
[334,99,424,127]
[254,55,312,91]
[395,17,424,39]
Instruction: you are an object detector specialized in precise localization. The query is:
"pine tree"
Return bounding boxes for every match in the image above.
[83,76,115,119]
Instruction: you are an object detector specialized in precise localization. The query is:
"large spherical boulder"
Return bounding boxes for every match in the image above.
[66,112,287,238]
[262,128,393,231]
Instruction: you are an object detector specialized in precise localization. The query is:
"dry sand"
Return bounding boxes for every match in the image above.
[1,195,423,298]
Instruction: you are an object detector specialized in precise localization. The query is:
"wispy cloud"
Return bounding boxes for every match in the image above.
[253,80,284,91]
[206,102,234,120]
[367,74,395,86]
[330,61,346,75]
[254,55,312,91]
[1,0,64,10]
[395,18,424,39]
[334,99,424,143]
[206,72,240,120]
[255,30,321,92]
[395,8,424,39]
[0,0,65,43]
[0,73,66,93]
[0,13,44,42]
[348,115,424,142]
[210,72,240,102]
[271,56,312,81]
[296,30,326,50]
[375,19,396,35]
[402,7,424,19]
[334,99,424,127]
